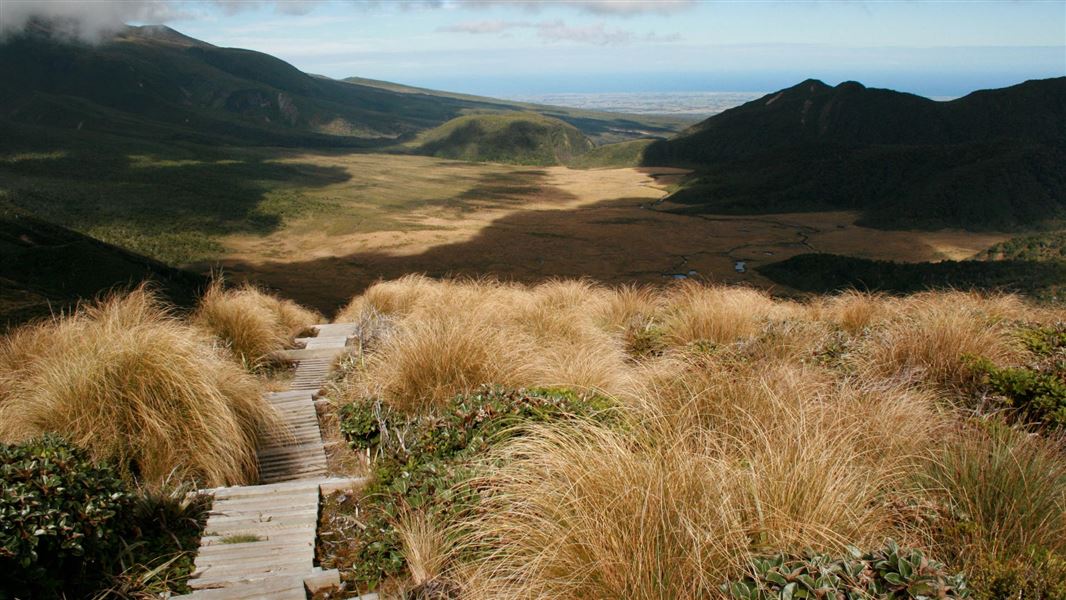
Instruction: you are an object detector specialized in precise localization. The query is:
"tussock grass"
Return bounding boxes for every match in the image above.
[353,308,535,413]
[661,282,778,346]
[0,288,281,487]
[193,280,322,368]
[335,274,444,322]
[460,363,944,599]
[816,290,889,334]
[395,508,454,588]
[328,278,1064,595]
[860,291,1025,388]
[922,421,1066,565]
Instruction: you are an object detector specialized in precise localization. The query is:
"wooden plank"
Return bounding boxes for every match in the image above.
[304,569,340,595]
[268,347,344,362]
[181,323,354,597]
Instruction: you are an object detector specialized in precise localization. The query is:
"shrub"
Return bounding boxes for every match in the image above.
[972,358,1066,428]
[193,279,321,367]
[0,435,135,598]
[0,288,281,487]
[724,541,970,599]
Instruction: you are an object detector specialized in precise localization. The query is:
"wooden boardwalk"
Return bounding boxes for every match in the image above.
[179,323,363,599]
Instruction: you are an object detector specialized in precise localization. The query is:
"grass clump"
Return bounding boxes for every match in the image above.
[328,277,1063,598]
[920,421,1066,598]
[320,387,613,593]
[0,288,281,487]
[860,291,1026,388]
[661,282,779,346]
[193,279,321,368]
[460,362,942,599]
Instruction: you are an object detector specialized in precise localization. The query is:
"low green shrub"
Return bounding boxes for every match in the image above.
[966,549,1066,600]
[724,541,970,599]
[1018,324,1066,357]
[0,435,135,597]
[971,326,1066,428]
[976,361,1066,428]
[325,387,613,590]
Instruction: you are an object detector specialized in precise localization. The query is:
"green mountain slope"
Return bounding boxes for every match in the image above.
[644,78,1066,231]
[413,113,594,166]
[0,23,683,148]
[0,211,206,329]
[344,76,689,145]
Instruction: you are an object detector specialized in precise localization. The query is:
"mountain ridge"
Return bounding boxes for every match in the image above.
[0,24,684,148]
[644,77,1066,230]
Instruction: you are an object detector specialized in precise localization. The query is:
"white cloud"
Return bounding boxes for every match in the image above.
[0,0,180,40]
[0,0,692,43]
[449,1,695,16]
[438,19,530,34]
[437,18,680,45]
[0,0,332,41]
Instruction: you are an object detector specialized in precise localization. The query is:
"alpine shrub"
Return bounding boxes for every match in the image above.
[724,541,969,599]
[0,435,135,597]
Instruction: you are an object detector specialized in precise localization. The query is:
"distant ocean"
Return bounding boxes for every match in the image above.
[500,91,766,118]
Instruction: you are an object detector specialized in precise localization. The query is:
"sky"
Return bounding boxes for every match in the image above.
[2,0,1065,97]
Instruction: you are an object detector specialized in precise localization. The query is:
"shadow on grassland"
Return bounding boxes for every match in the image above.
[0,139,353,264]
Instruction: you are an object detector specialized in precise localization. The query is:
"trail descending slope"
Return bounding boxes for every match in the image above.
[179,323,363,599]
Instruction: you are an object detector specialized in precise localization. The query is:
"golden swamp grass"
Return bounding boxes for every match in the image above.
[193,279,322,368]
[0,288,283,487]
[331,277,1064,596]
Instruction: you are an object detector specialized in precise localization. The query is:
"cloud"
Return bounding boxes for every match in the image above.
[535,20,633,45]
[0,0,325,41]
[437,18,679,45]
[0,0,181,41]
[449,1,695,16]
[438,19,531,34]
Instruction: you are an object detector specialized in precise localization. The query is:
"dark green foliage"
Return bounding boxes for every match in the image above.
[971,324,1066,429]
[979,231,1066,262]
[0,210,207,330]
[0,435,135,598]
[120,486,211,595]
[326,387,613,589]
[644,78,1066,231]
[416,113,594,166]
[974,360,1066,428]
[724,541,969,600]
[568,138,655,169]
[757,253,1066,301]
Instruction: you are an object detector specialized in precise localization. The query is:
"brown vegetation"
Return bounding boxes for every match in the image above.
[192,279,321,368]
[332,277,1064,597]
[0,288,283,487]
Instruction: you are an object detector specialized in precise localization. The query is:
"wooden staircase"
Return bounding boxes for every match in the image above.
[177,323,364,599]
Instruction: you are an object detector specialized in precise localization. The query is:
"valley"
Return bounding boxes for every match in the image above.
[183,152,1008,314]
